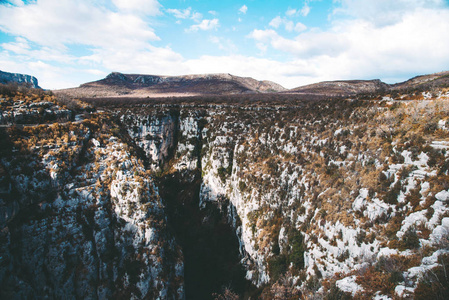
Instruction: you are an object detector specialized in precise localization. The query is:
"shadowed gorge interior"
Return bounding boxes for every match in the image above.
[158,171,251,299]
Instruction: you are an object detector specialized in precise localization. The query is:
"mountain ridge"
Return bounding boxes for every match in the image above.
[56,70,449,99]
[3,69,449,99]
[58,72,287,98]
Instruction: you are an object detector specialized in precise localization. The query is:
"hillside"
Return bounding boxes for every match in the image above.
[392,71,449,91]
[287,71,449,99]
[287,79,390,96]
[57,72,286,98]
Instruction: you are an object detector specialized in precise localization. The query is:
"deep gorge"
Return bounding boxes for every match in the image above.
[2,92,449,299]
[158,171,251,299]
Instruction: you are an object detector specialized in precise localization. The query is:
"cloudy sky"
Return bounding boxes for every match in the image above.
[1,0,449,89]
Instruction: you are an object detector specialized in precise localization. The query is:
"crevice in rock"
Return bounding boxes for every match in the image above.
[158,171,252,299]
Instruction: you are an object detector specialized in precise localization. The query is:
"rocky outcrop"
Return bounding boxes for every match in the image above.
[0,70,40,89]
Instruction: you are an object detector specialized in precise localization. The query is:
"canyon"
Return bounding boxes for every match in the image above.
[1,72,449,299]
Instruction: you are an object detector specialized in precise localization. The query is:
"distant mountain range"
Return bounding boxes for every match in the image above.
[56,70,449,99]
[3,69,448,98]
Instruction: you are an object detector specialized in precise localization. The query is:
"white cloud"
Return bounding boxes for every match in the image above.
[294,22,307,32]
[0,0,159,49]
[0,0,187,89]
[166,7,202,21]
[191,12,203,22]
[239,5,248,14]
[112,0,160,15]
[183,55,316,88]
[300,3,310,16]
[0,50,100,89]
[82,45,186,75]
[284,20,295,32]
[286,8,297,16]
[2,37,76,64]
[2,37,30,55]
[250,7,449,83]
[334,0,445,26]
[166,7,192,19]
[248,29,279,43]
[186,19,219,32]
[209,10,217,16]
[269,16,305,32]
[1,0,448,92]
[256,43,268,54]
[269,16,283,29]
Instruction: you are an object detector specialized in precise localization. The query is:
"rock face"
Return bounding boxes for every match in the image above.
[2,84,449,299]
[57,72,286,98]
[0,112,184,299]
[114,90,449,298]
[0,70,40,89]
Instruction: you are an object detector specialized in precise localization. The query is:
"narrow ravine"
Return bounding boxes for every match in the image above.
[158,171,252,299]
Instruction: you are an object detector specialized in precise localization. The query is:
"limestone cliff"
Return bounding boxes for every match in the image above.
[115,88,449,298]
[0,101,184,299]
[0,70,40,89]
[3,84,449,299]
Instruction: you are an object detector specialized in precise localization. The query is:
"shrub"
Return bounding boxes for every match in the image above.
[383,181,402,205]
[415,255,449,300]
[268,254,288,282]
[217,166,232,183]
[289,231,305,269]
[399,226,420,250]
[238,181,247,192]
[324,283,352,300]
[406,185,422,209]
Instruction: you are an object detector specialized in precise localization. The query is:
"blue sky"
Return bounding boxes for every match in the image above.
[1,0,449,89]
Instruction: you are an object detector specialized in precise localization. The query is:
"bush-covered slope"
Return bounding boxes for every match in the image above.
[112,88,449,299]
[2,85,449,299]
[0,94,184,299]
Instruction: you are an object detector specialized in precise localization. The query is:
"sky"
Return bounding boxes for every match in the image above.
[1,0,449,90]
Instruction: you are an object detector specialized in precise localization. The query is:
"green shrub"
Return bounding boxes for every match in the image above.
[289,231,305,269]
[399,226,420,250]
[217,165,232,183]
[268,254,288,282]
